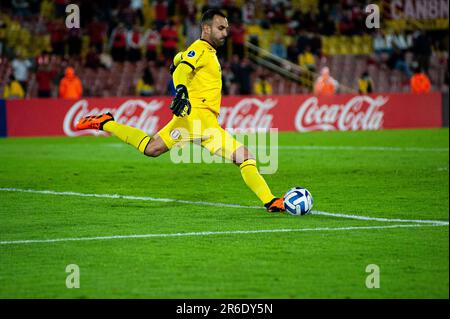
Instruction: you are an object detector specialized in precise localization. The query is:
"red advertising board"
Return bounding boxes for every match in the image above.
[5,93,442,137]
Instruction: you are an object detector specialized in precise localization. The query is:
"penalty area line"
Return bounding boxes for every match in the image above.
[0,187,448,226]
[0,224,446,246]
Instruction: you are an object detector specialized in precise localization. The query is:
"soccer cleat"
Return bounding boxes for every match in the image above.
[264,196,285,213]
[76,112,114,131]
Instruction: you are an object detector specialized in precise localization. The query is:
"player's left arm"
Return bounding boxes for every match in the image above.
[170,62,194,117]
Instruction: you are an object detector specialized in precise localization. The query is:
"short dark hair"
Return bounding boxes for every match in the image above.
[201,8,227,27]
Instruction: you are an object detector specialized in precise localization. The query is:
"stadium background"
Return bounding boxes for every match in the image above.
[0,0,448,99]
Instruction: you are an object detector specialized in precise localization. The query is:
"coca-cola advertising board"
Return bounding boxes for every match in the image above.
[4,93,442,137]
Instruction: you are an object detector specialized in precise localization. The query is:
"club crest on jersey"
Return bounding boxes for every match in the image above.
[187,50,196,58]
[170,129,181,140]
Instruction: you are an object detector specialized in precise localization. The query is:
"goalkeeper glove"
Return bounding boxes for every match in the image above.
[170,84,191,117]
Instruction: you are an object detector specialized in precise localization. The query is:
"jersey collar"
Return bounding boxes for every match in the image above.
[200,38,216,52]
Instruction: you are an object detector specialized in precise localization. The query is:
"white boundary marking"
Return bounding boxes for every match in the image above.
[107,143,449,153]
[0,224,445,246]
[1,188,448,226]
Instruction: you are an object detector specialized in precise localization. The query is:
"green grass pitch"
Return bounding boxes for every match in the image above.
[0,128,448,298]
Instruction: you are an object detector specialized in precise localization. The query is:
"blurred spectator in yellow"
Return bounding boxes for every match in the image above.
[358,71,374,94]
[39,0,55,20]
[314,67,338,96]
[410,68,431,94]
[3,75,25,99]
[254,74,273,95]
[298,46,316,72]
[299,46,316,89]
[59,67,83,99]
[136,65,155,96]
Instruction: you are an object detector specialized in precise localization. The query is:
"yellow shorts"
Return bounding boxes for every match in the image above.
[157,107,243,160]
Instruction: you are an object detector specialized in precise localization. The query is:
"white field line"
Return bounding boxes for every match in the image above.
[0,187,448,226]
[107,143,449,152]
[0,224,445,246]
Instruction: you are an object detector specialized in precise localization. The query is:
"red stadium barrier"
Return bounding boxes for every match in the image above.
[5,93,442,137]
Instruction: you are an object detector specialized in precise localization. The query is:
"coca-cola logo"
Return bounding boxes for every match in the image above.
[63,99,164,136]
[219,98,276,133]
[295,95,388,132]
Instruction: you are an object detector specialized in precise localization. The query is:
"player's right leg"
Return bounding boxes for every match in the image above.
[75,112,168,157]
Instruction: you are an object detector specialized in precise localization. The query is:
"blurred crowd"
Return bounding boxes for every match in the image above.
[0,0,448,99]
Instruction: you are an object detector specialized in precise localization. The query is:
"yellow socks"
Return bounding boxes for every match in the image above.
[240,159,275,204]
[103,121,150,153]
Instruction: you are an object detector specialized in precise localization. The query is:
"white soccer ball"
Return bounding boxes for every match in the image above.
[283,187,314,216]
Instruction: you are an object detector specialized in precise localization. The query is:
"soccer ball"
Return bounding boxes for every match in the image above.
[283,187,314,216]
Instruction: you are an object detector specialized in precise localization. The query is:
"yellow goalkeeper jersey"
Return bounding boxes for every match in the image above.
[174,39,222,115]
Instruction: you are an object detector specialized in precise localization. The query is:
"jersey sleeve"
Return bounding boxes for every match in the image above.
[179,44,208,71]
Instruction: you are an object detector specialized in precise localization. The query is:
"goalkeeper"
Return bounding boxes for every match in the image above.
[76,9,284,212]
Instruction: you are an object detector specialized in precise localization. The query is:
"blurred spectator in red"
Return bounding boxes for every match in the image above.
[109,23,128,62]
[59,67,83,99]
[47,17,67,56]
[67,27,82,57]
[230,20,245,59]
[143,23,160,62]
[160,20,178,61]
[410,69,431,93]
[314,67,338,96]
[338,9,355,35]
[85,45,101,69]
[87,17,107,54]
[154,0,168,31]
[127,24,143,62]
[36,62,56,97]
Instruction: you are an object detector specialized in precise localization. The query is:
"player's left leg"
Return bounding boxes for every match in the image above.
[231,146,285,213]
[201,120,284,212]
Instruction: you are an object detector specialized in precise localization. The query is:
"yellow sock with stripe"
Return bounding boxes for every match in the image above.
[240,159,275,204]
[103,121,150,153]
